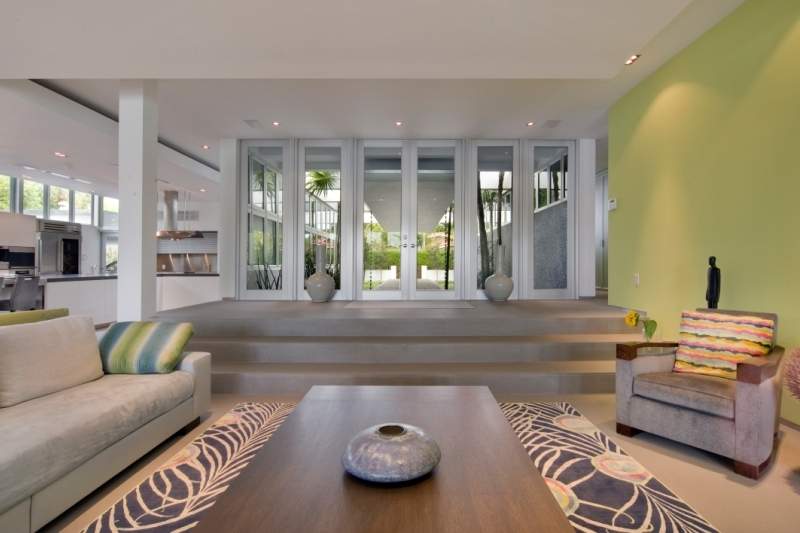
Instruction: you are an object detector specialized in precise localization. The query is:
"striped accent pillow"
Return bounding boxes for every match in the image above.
[673,311,775,380]
[99,321,194,374]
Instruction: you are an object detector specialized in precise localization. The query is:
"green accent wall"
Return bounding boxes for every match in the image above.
[609,0,800,422]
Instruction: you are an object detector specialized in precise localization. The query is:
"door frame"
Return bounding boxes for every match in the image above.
[355,139,463,300]
[408,139,463,300]
[355,139,406,300]
[238,139,296,300]
[464,139,521,300]
[295,139,355,300]
[521,139,577,299]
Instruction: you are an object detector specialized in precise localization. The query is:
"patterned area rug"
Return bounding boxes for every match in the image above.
[500,402,717,533]
[83,401,717,533]
[83,402,294,532]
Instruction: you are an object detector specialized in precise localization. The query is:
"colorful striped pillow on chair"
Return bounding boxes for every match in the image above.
[99,321,193,374]
[673,311,774,380]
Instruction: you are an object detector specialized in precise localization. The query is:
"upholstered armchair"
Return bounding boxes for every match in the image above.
[615,309,785,479]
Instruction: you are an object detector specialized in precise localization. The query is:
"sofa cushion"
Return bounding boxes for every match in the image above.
[0,308,68,327]
[0,315,103,407]
[0,371,194,514]
[673,310,775,380]
[634,371,736,419]
[100,321,194,374]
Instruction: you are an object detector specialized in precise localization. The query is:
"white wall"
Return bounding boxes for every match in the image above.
[45,276,220,324]
[0,212,37,247]
[80,224,101,274]
[577,139,596,298]
[218,139,238,299]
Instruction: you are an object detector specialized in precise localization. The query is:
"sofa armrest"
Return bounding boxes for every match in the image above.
[616,343,678,426]
[737,346,785,384]
[616,342,679,360]
[734,346,785,466]
[178,351,211,418]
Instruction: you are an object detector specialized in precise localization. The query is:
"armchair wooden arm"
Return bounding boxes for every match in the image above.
[616,342,679,361]
[736,346,785,384]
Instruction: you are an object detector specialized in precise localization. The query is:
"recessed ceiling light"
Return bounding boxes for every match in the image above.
[272,121,280,127]
[199,188,207,192]
[526,121,535,127]
[54,151,67,158]
[22,165,37,171]
[395,121,404,127]
[50,172,71,179]
[625,54,641,65]
[202,144,209,150]
[74,178,92,185]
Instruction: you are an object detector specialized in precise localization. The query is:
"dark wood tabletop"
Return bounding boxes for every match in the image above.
[193,386,572,533]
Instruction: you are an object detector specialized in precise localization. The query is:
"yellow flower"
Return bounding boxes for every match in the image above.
[624,310,640,328]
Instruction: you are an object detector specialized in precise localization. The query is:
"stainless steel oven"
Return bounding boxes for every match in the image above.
[0,245,36,274]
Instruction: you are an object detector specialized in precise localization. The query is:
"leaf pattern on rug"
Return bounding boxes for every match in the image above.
[500,402,719,533]
[83,401,717,533]
[83,402,295,533]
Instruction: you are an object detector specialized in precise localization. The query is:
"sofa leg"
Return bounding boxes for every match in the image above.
[733,454,772,480]
[616,422,640,437]
[178,416,201,436]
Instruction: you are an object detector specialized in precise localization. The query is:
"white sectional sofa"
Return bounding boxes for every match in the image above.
[0,315,211,532]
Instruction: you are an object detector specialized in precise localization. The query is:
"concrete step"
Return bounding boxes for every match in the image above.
[211,361,616,396]
[189,333,639,364]
[187,315,632,337]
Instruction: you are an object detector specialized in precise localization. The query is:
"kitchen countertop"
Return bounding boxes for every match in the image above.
[2,272,219,284]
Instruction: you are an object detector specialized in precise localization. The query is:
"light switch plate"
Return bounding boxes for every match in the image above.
[608,198,617,211]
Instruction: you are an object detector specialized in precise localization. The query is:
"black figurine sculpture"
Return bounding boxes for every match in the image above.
[706,256,721,309]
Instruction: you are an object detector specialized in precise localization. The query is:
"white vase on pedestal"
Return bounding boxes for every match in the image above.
[306,244,335,303]
[484,244,513,302]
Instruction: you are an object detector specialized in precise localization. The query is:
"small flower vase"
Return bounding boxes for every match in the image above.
[306,244,335,302]
[484,245,513,302]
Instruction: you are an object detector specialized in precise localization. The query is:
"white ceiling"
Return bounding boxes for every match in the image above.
[1,1,697,79]
[0,81,220,197]
[0,1,745,197]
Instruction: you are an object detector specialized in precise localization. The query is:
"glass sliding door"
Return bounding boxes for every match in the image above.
[526,141,575,298]
[240,140,295,299]
[298,140,353,299]
[470,142,517,298]
[413,143,458,298]
[357,140,461,300]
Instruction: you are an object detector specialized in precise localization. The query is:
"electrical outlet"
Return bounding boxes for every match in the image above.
[633,272,640,287]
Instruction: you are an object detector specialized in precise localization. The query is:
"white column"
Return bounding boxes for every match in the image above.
[218,138,239,299]
[577,139,596,298]
[117,80,158,321]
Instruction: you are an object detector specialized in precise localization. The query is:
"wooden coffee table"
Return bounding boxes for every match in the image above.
[194,386,572,532]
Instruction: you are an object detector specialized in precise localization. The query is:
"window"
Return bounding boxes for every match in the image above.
[534,149,568,210]
[102,233,119,273]
[22,179,45,218]
[48,185,70,221]
[531,144,571,293]
[246,146,283,291]
[102,197,119,229]
[304,146,342,290]
[0,175,10,212]
[476,146,513,289]
[74,191,93,225]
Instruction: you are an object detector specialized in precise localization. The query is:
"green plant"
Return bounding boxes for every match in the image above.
[625,310,658,341]
[305,170,338,196]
